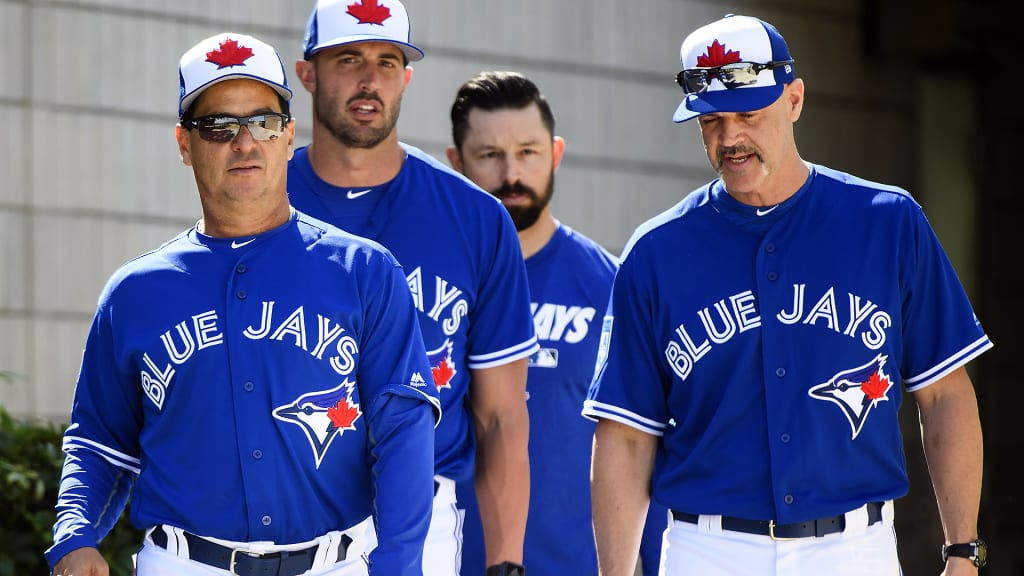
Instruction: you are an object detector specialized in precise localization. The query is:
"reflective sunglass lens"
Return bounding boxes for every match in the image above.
[718,63,759,88]
[191,114,288,142]
[198,120,240,143]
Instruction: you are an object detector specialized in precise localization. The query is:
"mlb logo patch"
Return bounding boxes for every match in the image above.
[529,348,559,368]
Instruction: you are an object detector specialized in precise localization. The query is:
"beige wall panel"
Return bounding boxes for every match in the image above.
[30,109,200,218]
[0,317,31,416]
[0,2,26,101]
[31,316,91,422]
[0,104,27,205]
[551,165,710,253]
[0,210,28,310]
[32,212,192,315]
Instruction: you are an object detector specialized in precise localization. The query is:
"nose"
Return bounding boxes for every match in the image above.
[231,124,258,150]
[357,64,382,92]
[717,116,745,146]
[500,157,522,186]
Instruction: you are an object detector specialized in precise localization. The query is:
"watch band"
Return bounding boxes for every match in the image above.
[942,538,988,568]
[485,561,526,576]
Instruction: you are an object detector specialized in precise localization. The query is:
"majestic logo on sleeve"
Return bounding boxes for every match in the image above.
[273,380,362,468]
[808,354,894,440]
[427,339,457,391]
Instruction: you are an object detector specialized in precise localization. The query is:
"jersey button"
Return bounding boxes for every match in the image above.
[767,272,778,281]
[236,290,247,300]
[765,244,776,253]
[244,381,254,392]
[775,367,786,377]
[252,449,263,459]
[780,433,790,443]
[784,494,794,504]
[236,264,247,274]
[261,515,272,526]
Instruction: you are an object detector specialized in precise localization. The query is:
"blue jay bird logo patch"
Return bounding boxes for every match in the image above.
[273,380,362,468]
[808,354,894,440]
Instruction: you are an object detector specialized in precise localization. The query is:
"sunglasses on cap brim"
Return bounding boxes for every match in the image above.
[676,60,794,94]
[181,113,291,143]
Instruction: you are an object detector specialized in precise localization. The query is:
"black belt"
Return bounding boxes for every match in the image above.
[671,501,884,540]
[150,526,351,576]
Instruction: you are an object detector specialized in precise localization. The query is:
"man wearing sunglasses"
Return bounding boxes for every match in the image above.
[585,13,990,576]
[46,32,440,576]
[288,2,538,576]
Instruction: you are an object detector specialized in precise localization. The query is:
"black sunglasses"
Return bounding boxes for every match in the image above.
[676,60,794,94]
[181,113,291,143]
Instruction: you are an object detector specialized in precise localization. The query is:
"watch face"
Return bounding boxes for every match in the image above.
[975,540,988,566]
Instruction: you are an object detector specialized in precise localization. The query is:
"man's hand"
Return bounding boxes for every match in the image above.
[51,546,109,576]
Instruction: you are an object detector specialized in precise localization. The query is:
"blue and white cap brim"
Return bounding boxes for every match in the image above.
[305,33,424,63]
[673,83,785,123]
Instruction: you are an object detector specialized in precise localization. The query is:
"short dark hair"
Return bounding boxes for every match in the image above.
[450,71,555,152]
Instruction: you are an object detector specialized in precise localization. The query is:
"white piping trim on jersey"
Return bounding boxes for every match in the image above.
[63,436,142,475]
[581,400,666,436]
[903,335,994,392]
[467,336,540,369]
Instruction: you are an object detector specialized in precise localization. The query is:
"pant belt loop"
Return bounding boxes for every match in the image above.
[843,502,871,536]
[697,514,723,535]
[881,500,895,526]
[311,531,337,571]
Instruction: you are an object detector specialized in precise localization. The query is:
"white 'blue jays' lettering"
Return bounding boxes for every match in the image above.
[140,303,360,410]
[406,266,469,336]
[531,303,597,343]
[665,285,891,381]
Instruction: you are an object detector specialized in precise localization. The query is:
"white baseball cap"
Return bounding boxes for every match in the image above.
[673,14,795,123]
[302,0,424,62]
[178,32,292,118]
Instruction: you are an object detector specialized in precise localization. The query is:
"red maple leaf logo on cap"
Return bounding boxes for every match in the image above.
[347,0,391,25]
[206,38,254,69]
[697,40,741,67]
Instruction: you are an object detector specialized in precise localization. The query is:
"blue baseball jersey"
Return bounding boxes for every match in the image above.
[46,212,440,575]
[455,224,666,576]
[583,164,993,525]
[288,144,538,481]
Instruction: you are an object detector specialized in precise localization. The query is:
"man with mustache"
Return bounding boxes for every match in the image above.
[584,13,991,576]
[445,70,668,576]
[287,2,537,575]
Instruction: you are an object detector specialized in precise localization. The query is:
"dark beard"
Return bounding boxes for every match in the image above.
[493,175,554,231]
[315,89,401,149]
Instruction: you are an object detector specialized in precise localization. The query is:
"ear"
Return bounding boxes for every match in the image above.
[296,59,316,94]
[176,124,193,166]
[286,118,296,161]
[403,65,413,88]
[551,136,566,173]
[787,78,805,122]
[445,146,464,173]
